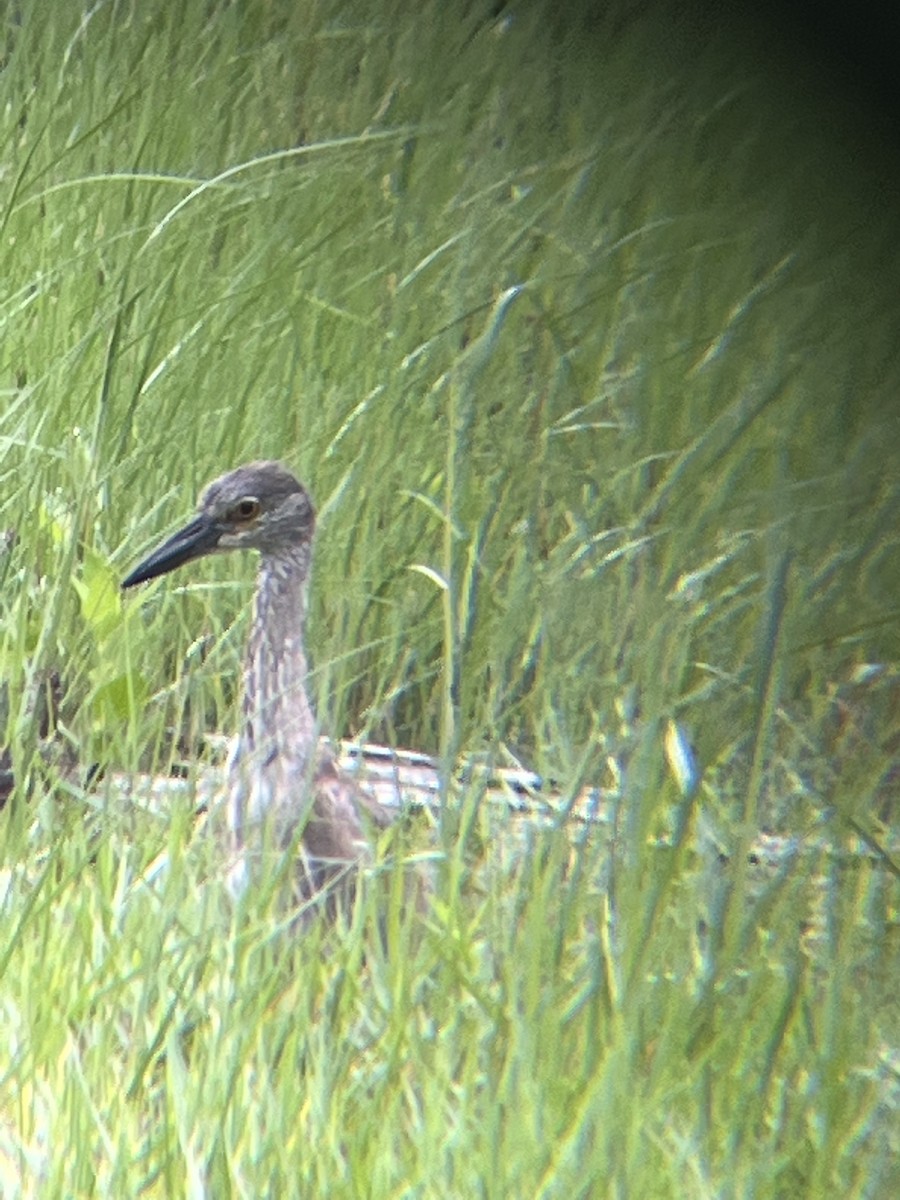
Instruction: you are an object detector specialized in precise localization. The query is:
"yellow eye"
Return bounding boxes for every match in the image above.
[231,497,261,522]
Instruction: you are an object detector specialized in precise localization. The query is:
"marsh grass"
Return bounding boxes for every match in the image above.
[1,1,898,1195]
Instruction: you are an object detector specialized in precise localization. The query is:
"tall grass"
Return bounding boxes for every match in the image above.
[1,1,897,1195]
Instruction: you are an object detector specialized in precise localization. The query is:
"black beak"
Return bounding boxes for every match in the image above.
[122,515,221,588]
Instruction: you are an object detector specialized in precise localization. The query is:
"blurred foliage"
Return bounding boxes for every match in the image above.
[0,2,897,1196]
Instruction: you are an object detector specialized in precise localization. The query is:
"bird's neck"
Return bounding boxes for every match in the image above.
[241,549,318,761]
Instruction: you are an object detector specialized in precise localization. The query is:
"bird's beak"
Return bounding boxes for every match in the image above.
[121,514,221,588]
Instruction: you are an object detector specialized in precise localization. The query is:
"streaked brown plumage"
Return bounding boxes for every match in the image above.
[122,461,393,912]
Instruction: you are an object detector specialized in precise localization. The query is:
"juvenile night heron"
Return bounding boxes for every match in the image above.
[122,461,394,911]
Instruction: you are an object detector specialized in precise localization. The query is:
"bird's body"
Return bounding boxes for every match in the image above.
[122,461,393,911]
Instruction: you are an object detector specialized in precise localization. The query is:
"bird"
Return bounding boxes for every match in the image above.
[122,461,395,916]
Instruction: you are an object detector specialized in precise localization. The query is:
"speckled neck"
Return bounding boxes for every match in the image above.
[240,547,318,762]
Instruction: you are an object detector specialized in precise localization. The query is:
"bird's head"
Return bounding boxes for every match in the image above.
[122,461,316,588]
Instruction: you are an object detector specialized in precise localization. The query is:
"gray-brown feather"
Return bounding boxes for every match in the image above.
[124,460,398,912]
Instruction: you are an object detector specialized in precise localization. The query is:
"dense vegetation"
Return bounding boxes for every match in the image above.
[0,2,896,1195]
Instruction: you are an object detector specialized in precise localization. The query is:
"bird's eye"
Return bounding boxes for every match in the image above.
[231,497,260,522]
